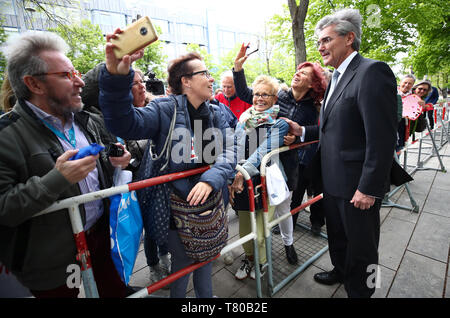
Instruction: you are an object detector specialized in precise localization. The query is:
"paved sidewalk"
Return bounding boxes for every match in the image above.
[130,137,450,299]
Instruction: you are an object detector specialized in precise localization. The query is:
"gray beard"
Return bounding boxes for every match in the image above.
[47,97,83,119]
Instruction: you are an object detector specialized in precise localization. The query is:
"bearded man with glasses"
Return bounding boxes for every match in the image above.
[0,31,131,297]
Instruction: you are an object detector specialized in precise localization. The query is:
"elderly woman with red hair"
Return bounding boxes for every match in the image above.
[232,44,327,269]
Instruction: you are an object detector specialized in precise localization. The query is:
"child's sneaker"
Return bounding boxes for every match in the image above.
[250,264,266,280]
[235,258,253,280]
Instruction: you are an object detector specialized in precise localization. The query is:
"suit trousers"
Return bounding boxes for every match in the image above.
[291,164,325,229]
[323,192,381,298]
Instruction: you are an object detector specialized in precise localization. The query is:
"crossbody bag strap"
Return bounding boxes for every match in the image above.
[148,96,178,171]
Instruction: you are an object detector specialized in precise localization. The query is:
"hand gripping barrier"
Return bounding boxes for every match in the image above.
[35,165,263,298]
[258,141,329,296]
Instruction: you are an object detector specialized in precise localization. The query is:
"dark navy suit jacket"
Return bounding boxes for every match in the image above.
[305,53,398,199]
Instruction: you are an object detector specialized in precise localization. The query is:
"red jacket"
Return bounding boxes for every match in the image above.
[215,93,251,119]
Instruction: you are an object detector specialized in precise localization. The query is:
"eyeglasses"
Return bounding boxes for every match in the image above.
[316,36,335,48]
[183,70,212,79]
[254,93,275,99]
[416,87,428,92]
[33,69,82,80]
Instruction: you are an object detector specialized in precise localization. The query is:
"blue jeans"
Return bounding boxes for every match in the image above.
[239,119,289,177]
[168,229,212,298]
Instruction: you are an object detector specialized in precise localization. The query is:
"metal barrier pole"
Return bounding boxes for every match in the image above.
[382,152,419,213]
[424,120,447,172]
[260,144,292,296]
[130,165,260,298]
[129,255,220,298]
[35,166,211,298]
[259,141,329,297]
[404,122,447,175]
[68,205,99,298]
[436,108,450,146]
[235,165,262,298]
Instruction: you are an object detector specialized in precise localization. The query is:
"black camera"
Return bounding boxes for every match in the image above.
[106,143,125,157]
[145,71,165,96]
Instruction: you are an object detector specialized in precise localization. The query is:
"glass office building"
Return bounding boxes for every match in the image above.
[0,0,260,62]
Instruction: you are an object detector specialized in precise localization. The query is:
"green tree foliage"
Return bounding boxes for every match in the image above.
[0,19,8,86]
[267,0,448,88]
[134,25,167,81]
[216,43,268,87]
[49,20,167,81]
[267,5,298,80]
[303,0,416,65]
[186,43,215,75]
[404,1,449,86]
[49,19,105,74]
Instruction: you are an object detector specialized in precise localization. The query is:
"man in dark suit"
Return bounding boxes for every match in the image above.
[286,9,397,297]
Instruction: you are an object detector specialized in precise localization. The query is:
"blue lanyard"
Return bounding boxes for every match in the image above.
[41,119,76,148]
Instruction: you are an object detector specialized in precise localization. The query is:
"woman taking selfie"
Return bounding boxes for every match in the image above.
[99,30,234,298]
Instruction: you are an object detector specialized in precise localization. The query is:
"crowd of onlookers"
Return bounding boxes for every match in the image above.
[0,7,445,299]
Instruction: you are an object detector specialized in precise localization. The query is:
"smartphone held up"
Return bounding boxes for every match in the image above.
[110,16,159,59]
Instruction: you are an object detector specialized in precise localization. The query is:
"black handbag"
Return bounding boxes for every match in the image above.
[390,160,413,186]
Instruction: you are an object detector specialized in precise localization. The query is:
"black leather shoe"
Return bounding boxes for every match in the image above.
[285,244,298,265]
[313,270,343,285]
[311,224,321,236]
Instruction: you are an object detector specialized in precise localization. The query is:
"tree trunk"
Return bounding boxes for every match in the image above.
[263,23,272,75]
[288,0,309,67]
[442,72,448,99]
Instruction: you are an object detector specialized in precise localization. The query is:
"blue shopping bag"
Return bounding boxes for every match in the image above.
[110,189,143,285]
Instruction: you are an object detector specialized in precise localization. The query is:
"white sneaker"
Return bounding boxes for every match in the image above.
[250,264,265,280]
[149,263,168,285]
[159,253,171,274]
[235,259,253,280]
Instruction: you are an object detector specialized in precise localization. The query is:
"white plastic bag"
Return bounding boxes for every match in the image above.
[266,163,290,206]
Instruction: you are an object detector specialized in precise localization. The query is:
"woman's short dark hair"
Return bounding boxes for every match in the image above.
[167,52,203,95]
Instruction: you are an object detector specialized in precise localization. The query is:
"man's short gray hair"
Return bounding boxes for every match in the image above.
[401,74,416,83]
[220,70,233,83]
[2,31,69,100]
[315,8,362,51]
